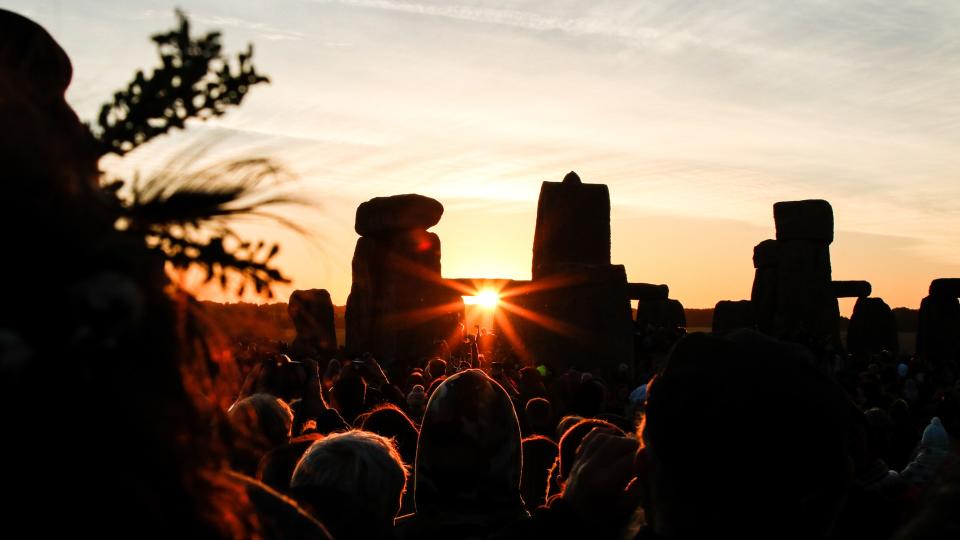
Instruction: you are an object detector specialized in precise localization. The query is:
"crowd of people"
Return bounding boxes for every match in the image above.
[3,8,959,539]
[219,321,959,540]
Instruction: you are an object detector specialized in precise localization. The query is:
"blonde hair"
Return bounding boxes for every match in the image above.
[292,430,407,524]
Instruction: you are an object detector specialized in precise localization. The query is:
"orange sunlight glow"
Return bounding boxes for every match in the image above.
[463,289,500,310]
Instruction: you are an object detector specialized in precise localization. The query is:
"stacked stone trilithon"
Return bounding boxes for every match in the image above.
[345,194,462,368]
[288,289,337,362]
[770,200,840,345]
[917,278,960,364]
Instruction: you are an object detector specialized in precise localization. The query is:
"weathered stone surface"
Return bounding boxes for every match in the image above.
[773,240,839,344]
[916,294,960,364]
[288,289,337,361]
[712,300,755,334]
[509,263,633,374]
[930,278,960,298]
[832,280,872,298]
[532,171,611,279]
[345,229,460,367]
[627,283,669,301]
[751,254,778,334]
[774,200,834,243]
[636,298,686,330]
[846,297,898,356]
[354,194,444,236]
[753,239,779,269]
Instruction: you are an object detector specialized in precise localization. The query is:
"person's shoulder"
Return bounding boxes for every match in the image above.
[226,470,334,540]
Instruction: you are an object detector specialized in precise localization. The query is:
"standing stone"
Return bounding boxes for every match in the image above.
[532,171,611,279]
[712,300,755,334]
[751,239,779,334]
[636,298,686,330]
[288,289,337,361]
[510,263,633,374]
[929,278,960,298]
[771,200,840,346]
[916,279,960,364]
[345,195,461,369]
[847,297,898,356]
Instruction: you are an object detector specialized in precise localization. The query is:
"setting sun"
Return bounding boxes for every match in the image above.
[463,289,500,310]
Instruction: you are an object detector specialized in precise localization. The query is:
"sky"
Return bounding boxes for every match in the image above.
[12,0,960,313]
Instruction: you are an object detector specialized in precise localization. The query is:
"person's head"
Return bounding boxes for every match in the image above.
[414,369,526,520]
[330,372,367,424]
[558,419,624,484]
[291,430,406,540]
[920,417,950,452]
[572,378,606,417]
[406,384,427,420]
[360,403,420,465]
[639,331,857,540]
[257,433,323,494]
[518,366,546,392]
[556,415,584,440]
[525,397,554,437]
[520,435,559,511]
[405,371,424,392]
[258,354,307,403]
[425,375,445,399]
[426,357,447,380]
[227,393,294,475]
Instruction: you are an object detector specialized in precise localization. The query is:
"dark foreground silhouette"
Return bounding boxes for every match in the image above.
[3,9,959,540]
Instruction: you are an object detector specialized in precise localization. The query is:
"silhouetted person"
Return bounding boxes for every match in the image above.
[292,431,407,540]
[519,331,859,540]
[258,433,324,494]
[547,418,624,500]
[521,435,559,511]
[227,393,294,476]
[396,369,529,539]
[361,403,420,465]
[330,367,368,425]
[0,10,331,538]
[524,397,555,438]
[902,417,954,488]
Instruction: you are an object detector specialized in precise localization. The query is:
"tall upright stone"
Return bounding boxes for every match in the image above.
[771,200,840,345]
[345,194,461,368]
[751,239,779,334]
[532,171,611,279]
[510,264,634,374]
[514,172,632,374]
[917,279,960,364]
[846,297,898,356]
[288,289,337,361]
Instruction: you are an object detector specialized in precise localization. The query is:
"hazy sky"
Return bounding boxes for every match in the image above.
[14,0,960,312]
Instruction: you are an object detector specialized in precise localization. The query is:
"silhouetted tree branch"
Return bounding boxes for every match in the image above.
[94,10,298,299]
[90,8,269,157]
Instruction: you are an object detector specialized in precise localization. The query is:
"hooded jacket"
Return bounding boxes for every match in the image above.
[396,369,529,539]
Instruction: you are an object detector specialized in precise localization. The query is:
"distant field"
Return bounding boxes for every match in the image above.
[201,303,918,357]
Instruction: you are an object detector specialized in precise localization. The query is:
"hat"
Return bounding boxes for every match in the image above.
[629,384,648,405]
[407,384,426,409]
[921,417,950,450]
